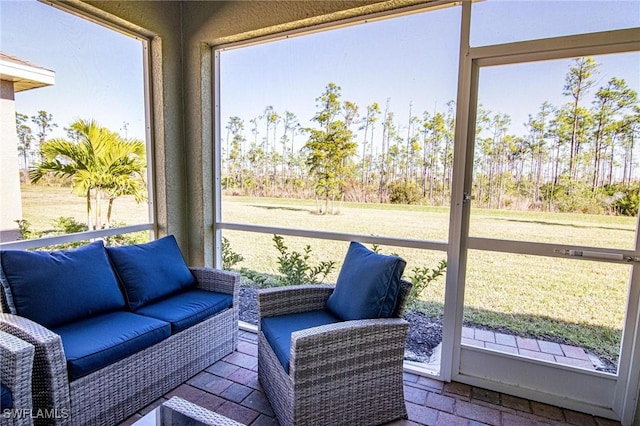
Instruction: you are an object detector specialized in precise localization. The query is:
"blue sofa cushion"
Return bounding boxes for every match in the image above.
[106,235,196,310]
[0,241,125,328]
[52,311,171,381]
[326,241,406,321]
[0,383,12,409]
[261,310,341,373]
[135,289,233,333]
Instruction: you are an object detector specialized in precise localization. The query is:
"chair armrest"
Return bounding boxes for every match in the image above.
[289,318,409,380]
[0,330,34,412]
[160,396,244,425]
[258,285,334,318]
[0,314,70,421]
[190,267,239,296]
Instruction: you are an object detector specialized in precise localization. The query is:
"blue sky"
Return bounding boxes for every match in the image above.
[0,0,638,147]
[220,1,639,149]
[0,0,145,140]
[220,6,461,146]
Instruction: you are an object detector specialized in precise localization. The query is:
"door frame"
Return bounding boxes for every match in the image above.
[443,3,640,422]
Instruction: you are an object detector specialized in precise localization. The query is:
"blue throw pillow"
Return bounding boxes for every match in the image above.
[0,241,125,328]
[326,242,406,320]
[106,235,196,310]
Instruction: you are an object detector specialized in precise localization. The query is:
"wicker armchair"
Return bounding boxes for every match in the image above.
[0,330,34,426]
[258,279,411,426]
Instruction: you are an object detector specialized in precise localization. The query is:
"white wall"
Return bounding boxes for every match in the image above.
[0,79,23,242]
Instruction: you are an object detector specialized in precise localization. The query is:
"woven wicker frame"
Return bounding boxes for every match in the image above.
[0,268,239,426]
[258,281,411,426]
[0,331,34,426]
[160,396,244,425]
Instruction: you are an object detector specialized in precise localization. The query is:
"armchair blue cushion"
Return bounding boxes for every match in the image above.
[106,235,196,310]
[0,241,125,328]
[261,309,341,373]
[326,241,406,320]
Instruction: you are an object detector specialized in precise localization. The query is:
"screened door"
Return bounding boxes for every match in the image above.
[450,34,640,424]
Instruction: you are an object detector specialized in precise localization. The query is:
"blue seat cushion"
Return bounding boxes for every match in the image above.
[261,310,341,374]
[326,241,406,321]
[0,383,12,409]
[52,311,171,381]
[0,241,125,328]
[134,289,233,333]
[106,235,196,310]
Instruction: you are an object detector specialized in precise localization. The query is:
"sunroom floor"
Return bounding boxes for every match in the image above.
[119,330,621,426]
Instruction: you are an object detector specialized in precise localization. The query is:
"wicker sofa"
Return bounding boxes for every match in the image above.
[0,330,34,426]
[0,236,239,426]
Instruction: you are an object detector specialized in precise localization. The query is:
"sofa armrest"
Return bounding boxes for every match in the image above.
[0,330,34,417]
[289,317,408,382]
[258,285,334,318]
[190,267,239,296]
[0,314,70,423]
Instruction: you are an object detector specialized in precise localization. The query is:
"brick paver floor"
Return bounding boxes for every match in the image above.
[119,330,621,426]
[461,326,606,371]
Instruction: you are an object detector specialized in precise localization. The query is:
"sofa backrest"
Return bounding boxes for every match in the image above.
[105,235,196,310]
[0,241,126,328]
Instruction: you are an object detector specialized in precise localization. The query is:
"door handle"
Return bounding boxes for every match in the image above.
[554,249,629,261]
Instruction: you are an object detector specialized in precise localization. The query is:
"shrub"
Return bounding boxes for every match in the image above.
[388,180,422,205]
[601,183,639,216]
[104,222,149,246]
[15,219,39,240]
[239,235,336,288]
[273,235,336,286]
[541,181,605,214]
[406,260,447,307]
[53,216,86,234]
[222,236,244,270]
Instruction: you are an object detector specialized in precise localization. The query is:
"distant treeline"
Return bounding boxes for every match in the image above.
[221,57,640,216]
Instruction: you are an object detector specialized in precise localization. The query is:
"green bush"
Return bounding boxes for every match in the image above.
[273,235,336,286]
[222,236,244,270]
[104,222,149,246]
[239,235,336,287]
[541,181,605,214]
[388,180,422,205]
[18,216,149,249]
[601,183,639,216]
[53,216,87,234]
[406,260,447,308]
[15,219,39,240]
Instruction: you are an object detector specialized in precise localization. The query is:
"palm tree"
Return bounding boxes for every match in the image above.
[30,119,147,230]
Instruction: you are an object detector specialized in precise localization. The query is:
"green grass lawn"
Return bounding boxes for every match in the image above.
[21,184,149,231]
[222,195,631,365]
[20,185,631,365]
